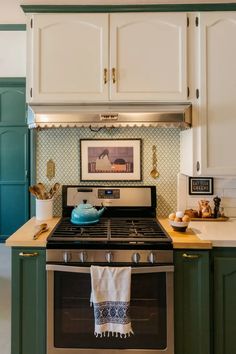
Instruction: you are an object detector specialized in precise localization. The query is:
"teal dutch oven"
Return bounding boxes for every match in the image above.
[71,199,105,225]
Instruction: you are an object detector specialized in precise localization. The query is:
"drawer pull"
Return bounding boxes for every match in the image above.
[182,253,200,259]
[19,252,39,257]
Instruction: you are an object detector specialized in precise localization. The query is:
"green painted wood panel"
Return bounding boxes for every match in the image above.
[0,79,29,241]
[0,84,26,126]
[0,127,29,238]
[213,251,236,354]
[0,24,26,31]
[0,127,28,180]
[174,250,211,354]
[11,248,46,354]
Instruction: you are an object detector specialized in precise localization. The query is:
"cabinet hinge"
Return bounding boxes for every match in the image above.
[30,18,33,28]
[187,86,190,98]
[196,88,199,99]
[196,161,200,172]
[195,16,199,27]
[30,88,33,98]
[187,17,190,27]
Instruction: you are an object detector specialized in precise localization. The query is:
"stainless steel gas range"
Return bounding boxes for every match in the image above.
[46,186,174,354]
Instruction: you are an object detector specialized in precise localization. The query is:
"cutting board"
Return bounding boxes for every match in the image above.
[191,216,229,221]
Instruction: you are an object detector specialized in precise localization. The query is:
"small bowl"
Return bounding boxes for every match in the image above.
[169,220,189,232]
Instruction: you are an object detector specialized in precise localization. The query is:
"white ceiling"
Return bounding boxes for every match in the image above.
[0,0,234,24]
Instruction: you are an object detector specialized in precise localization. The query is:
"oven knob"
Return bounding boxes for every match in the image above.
[148,252,157,264]
[80,251,88,263]
[63,251,71,263]
[132,252,141,263]
[105,251,113,263]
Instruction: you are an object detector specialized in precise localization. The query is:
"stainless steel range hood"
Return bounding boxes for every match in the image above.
[27,103,192,129]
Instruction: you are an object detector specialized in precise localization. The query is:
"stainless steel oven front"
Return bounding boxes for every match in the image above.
[46,255,174,354]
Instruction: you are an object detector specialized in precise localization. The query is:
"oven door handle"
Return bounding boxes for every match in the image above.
[46,264,174,274]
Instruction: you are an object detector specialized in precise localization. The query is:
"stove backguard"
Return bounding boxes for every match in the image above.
[61,186,157,218]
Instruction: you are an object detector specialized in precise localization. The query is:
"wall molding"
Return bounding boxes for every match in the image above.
[0,24,26,31]
[21,3,236,13]
[0,78,26,87]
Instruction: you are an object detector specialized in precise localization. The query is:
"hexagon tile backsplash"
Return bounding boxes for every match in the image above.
[36,127,180,217]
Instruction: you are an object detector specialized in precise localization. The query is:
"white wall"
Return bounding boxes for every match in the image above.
[0,31,26,76]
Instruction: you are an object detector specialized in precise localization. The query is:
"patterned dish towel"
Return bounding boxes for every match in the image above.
[90,265,134,338]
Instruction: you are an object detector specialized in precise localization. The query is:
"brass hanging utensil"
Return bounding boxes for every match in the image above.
[150,145,159,179]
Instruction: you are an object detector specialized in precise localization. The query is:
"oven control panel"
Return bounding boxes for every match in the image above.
[98,189,120,199]
[66,186,152,207]
[47,249,173,265]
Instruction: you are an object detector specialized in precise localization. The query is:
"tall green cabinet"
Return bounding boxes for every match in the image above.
[11,247,46,354]
[0,78,29,241]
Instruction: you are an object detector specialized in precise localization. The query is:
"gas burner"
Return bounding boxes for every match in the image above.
[47,217,172,249]
[46,186,172,250]
[129,229,144,237]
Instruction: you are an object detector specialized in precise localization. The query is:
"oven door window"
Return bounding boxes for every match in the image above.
[53,270,167,350]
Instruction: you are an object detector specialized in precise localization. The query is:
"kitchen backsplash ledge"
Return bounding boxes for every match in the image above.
[36,127,180,217]
[177,174,236,218]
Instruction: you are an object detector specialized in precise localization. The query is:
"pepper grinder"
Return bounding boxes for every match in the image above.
[213,195,221,218]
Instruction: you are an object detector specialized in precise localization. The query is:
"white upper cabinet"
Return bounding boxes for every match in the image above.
[180,12,236,177]
[110,13,187,101]
[27,12,188,103]
[199,12,236,176]
[27,14,109,103]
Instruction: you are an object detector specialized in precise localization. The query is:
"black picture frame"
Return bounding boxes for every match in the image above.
[80,138,142,181]
[189,177,214,195]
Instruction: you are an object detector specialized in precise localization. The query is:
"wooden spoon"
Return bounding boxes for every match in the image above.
[49,182,60,199]
[36,182,47,199]
[150,145,159,179]
[29,186,40,199]
[31,184,44,199]
[29,185,44,199]
[33,223,49,240]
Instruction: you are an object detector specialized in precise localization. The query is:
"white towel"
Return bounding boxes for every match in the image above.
[90,265,134,338]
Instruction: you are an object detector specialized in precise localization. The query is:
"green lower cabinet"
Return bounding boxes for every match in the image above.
[174,250,210,354]
[213,248,236,354]
[11,248,46,354]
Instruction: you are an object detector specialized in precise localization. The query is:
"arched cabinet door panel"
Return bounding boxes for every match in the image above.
[28,13,109,103]
[0,79,29,241]
[0,128,28,181]
[0,85,26,125]
[0,127,29,238]
[110,12,187,101]
[199,12,236,176]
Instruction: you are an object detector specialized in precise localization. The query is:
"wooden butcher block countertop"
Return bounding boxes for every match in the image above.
[6,217,213,249]
[159,218,212,249]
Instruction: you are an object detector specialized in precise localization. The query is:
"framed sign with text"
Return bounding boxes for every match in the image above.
[189,177,214,195]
